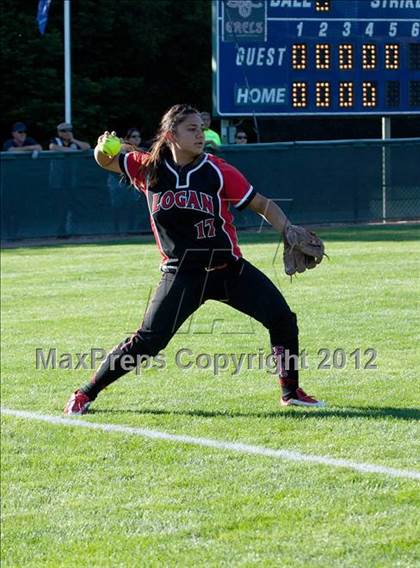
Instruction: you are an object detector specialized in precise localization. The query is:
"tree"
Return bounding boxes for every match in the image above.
[0,0,212,147]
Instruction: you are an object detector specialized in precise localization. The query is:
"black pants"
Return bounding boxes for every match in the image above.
[83,259,299,400]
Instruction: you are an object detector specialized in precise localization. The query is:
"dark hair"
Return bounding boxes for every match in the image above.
[125,127,141,140]
[141,104,200,186]
[123,127,142,152]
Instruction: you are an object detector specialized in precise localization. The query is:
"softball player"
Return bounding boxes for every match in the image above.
[65,104,324,414]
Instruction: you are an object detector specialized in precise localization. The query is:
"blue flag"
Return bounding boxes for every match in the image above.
[37,0,52,35]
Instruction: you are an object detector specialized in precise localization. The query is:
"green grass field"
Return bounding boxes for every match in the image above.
[1,225,419,567]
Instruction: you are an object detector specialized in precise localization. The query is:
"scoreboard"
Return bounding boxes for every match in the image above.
[212,0,420,115]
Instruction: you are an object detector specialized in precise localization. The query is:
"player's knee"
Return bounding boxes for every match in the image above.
[283,310,299,337]
[125,330,170,358]
[289,312,299,334]
[289,311,298,334]
[271,310,299,339]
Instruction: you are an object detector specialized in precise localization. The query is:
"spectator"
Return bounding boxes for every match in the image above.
[125,127,142,147]
[234,129,248,144]
[121,127,147,152]
[108,128,144,234]
[2,122,42,153]
[200,111,221,152]
[48,122,89,237]
[49,122,90,151]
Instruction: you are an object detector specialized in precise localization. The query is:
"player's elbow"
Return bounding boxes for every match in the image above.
[94,146,108,167]
[248,192,270,215]
[94,146,121,172]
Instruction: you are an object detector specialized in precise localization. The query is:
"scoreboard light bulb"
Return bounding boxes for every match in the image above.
[292,44,307,70]
[362,81,377,107]
[316,0,330,11]
[362,44,377,70]
[316,82,331,107]
[292,82,308,108]
[316,44,331,70]
[385,44,399,70]
[339,44,353,70]
[339,82,354,108]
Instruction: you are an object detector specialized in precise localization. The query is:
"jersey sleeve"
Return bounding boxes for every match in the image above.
[219,160,256,211]
[119,151,148,191]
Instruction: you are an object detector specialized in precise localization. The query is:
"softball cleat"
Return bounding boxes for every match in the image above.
[64,390,91,415]
[281,387,325,408]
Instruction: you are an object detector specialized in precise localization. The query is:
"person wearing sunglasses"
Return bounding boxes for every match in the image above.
[2,122,42,153]
[234,129,248,144]
[48,122,90,237]
[49,122,90,152]
[122,128,145,151]
[107,127,144,233]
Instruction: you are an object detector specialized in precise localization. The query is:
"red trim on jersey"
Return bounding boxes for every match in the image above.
[207,154,254,260]
[146,186,169,266]
[125,151,169,267]
[125,151,253,268]
[218,193,242,259]
[124,151,149,193]
[207,154,253,208]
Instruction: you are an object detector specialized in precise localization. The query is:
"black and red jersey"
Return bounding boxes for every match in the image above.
[119,152,256,271]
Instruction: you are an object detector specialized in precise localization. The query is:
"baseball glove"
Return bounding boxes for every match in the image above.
[283,223,325,276]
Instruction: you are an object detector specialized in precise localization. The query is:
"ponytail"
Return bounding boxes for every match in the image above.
[139,104,200,187]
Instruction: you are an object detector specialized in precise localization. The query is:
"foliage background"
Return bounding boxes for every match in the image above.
[0,0,212,146]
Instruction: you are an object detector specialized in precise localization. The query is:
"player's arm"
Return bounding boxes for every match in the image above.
[49,143,76,152]
[72,138,90,151]
[94,131,122,173]
[247,192,289,233]
[7,144,42,152]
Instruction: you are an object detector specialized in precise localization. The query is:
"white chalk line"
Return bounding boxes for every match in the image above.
[2,407,419,481]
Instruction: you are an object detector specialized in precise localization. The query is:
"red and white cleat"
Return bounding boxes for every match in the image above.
[281,387,325,408]
[64,390,91,415]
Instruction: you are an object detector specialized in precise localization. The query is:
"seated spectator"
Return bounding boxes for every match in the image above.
[234,129,248,144]
[200,111,221,152]
[48,122,89,237]
[3,122,42,152]
[49,122,90,151]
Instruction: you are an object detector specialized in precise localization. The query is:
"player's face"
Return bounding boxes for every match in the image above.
[172,114,205,158]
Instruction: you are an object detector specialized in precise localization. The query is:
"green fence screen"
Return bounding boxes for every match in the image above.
[1,139,419,240]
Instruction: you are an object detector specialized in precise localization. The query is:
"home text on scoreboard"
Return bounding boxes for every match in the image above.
[213,0,420,116]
